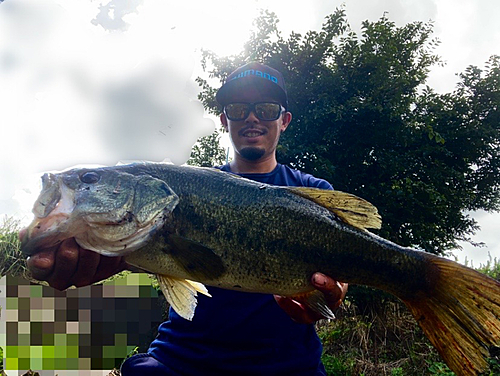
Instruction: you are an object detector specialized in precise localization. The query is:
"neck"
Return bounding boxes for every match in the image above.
[229,155,278,174]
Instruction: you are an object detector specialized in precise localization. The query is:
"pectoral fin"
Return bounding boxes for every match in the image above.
[167,234,226,280]
[288,187,382,231]
[156,274,211,321]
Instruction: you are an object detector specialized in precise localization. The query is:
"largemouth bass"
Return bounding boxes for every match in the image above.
[21,162,500,376]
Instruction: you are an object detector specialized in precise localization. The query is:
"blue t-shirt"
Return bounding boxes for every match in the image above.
[148,163,333,375]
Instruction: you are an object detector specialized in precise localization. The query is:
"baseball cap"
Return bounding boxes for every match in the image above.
[216,62,288,109]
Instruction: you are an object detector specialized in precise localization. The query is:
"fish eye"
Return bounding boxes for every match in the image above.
[80,171,101,184]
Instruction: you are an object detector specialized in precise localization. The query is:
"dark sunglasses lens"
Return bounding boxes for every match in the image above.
[225,103,249,120]
[255,103,281,120]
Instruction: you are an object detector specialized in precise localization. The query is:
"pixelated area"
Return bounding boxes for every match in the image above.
[0,273,164,375]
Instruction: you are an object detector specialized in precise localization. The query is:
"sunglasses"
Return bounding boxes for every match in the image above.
[224,102,285,121]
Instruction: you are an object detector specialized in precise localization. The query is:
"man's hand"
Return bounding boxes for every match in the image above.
[274,272,348,324]
[21,229,128,291]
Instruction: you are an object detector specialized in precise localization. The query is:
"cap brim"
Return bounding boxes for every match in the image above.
[216,77,287,108]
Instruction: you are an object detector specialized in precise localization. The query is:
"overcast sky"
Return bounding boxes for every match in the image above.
[1,0,499,265]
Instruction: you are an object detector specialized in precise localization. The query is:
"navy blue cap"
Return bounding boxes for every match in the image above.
[216,62,288,109]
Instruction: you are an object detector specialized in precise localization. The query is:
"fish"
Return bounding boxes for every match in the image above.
[21,162,500,376]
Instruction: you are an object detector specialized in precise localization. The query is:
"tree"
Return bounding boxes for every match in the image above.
[197,8,500,256]
[186,129,227,168]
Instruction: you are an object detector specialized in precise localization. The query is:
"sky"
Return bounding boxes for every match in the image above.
[0,0,499,266]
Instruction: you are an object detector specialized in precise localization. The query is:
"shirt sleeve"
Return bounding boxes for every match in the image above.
[305,175,333,190]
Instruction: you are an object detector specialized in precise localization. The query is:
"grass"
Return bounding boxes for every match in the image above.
[317,292,447,376]
[0,216,30,279]
[475,254,500,280]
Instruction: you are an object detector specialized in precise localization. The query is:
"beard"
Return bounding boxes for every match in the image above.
[239,147,266,161]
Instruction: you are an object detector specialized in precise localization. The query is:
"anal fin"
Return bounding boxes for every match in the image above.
[156,274,211,321]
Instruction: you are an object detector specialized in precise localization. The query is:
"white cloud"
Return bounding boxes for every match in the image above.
[99,58,213,164]
[0,0,216,223]
[455,211,500,267]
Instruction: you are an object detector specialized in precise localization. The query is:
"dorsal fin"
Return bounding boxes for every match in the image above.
[287,187,382,231]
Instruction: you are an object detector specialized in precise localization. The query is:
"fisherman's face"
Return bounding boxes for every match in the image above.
[220,86,291,162]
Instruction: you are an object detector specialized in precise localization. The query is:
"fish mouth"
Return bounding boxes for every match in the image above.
[21,174,77,256]
[21,170,178,258]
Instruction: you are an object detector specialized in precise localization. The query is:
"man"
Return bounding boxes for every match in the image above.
[25,62,347,375]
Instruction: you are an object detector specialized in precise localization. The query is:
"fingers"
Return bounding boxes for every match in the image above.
[26,237,129,291]
[46,238,81,290]
[72,246,101,287]
[274,295,321,325]
[276,273,348,324]
[19,228,27,241]
[311,272,340,293]
[26,240,79,291]
[26,247,57,281]
[73,249,128,287]
[311,272,348,311]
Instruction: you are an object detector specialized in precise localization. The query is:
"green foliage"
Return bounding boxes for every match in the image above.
[484,357,500,375]
[427,361,455,375]
[317,298,444,376]
[197,8,500,255]
[124,346,139,360]
[391,368,404,376]
[187,129,227,167]
[321,353,353,376]
[0,216,28,278]
[476,254,500,280]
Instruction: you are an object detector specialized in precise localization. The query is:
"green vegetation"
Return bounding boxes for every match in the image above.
[476,254,500,280]
[187,129,227,167]
[0,217,29,279]
[317,298,449,375]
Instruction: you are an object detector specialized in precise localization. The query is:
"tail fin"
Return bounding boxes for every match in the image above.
[404,256,500,376]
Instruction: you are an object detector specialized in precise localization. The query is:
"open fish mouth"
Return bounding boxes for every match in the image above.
[33,173,64,218]
[22,173,77,255]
